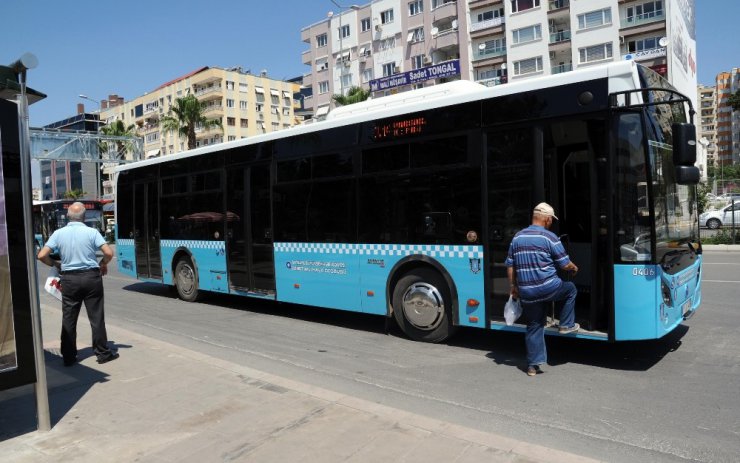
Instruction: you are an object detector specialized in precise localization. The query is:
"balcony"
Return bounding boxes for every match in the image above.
[474,47,506,61]
[621,9,665,28]
[194,85,223,99]
[549,29,571,44]
[201,103,223,115]
[433,28,459,51]
[476,76,506,87]
[548,0,569,11]
[431,0,457,20]
[470,16,504,33]
[302,49,311,65]
[551,63,573,74]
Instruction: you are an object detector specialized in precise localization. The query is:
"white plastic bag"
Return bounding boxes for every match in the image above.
[504,295,522,326]
[44,267,63,301]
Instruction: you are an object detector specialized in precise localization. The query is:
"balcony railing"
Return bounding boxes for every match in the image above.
[549,0,569,10]
[475,47,506,60]
[202,104,223,114]
[470,17,504,33]
[549,30,571,43]
[551,63,573,74]
[476,76,506,87]
[194,85,222,97]
[621,10,665,28]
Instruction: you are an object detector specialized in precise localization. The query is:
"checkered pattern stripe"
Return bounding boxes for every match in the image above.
[117,239,134,247]
[160,240,225,250]
[274,243,483,259]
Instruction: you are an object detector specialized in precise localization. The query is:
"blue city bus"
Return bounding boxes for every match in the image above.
[115,61,701,343]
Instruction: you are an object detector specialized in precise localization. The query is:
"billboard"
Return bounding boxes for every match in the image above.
[668,0,697,110]
[0,97,36,390]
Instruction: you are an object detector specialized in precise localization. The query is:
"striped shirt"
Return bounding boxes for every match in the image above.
[505,225,571,303]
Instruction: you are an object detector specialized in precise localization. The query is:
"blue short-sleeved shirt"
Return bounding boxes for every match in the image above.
[505,225,571,303]
[45,222,106,272]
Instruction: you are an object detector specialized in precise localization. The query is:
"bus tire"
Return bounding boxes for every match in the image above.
[392,268,455,343]
[175,257,200,302]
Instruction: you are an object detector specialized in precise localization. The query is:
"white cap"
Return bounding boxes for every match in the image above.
[533,202,558,220]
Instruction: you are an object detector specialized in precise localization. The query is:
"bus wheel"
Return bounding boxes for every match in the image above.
[392,268,455,343]
[175,257,200,302]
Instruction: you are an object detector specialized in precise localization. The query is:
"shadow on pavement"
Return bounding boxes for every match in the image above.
[121,282,689,372]
[0,346,123,441]
[483,324,688,372]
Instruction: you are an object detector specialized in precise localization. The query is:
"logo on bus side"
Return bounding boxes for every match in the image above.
[470,258,481,274]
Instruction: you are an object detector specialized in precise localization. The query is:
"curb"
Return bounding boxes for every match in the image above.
[702,244,740,252]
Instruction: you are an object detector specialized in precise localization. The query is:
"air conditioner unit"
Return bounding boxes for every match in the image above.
[423,57,432,64]
[375,24,382,31]
[344,61,351,68]
[394,66,401,73]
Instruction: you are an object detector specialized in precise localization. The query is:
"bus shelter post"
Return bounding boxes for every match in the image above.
[15,54,51,432]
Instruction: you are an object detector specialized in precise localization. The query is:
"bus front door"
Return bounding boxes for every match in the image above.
[544,119,607,332]
[134,180,162,280]
[225,164,275,295]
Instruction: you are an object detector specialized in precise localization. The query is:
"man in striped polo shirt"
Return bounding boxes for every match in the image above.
[505,202,579,377]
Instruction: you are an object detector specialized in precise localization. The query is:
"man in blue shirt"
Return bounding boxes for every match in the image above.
[505,202,579,377]
[37,202,118,366]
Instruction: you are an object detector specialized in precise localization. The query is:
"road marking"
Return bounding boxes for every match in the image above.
[703,263,740,265]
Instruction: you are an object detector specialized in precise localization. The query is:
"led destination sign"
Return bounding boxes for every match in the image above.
[372,117,427,141]
[369,60,461,92]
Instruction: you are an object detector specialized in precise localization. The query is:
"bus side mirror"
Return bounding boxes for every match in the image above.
[675,165,700,185]
[672,123,696,165]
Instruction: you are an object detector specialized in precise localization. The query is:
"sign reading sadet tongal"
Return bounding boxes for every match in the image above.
[369,60,460,92]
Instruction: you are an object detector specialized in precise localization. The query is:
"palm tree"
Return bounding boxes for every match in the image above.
[331,86,371,107]
[99,120,137,160]
[158,95,222,150]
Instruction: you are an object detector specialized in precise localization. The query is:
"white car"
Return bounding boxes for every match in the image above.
[700,202,740,229]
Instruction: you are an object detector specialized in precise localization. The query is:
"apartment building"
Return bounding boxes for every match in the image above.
[300,0,696,116]
[100,67,301,160]
[714,68,740,165]
[697,84,716,172]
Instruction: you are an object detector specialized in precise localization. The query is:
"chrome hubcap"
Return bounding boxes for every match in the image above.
[178,265,195,294]
[401,282,444,330]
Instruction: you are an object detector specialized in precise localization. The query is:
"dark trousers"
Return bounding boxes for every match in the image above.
[60,269,112,362]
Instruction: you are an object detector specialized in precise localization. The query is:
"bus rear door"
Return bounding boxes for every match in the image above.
[225,163,275,295]
[134,180,162,280]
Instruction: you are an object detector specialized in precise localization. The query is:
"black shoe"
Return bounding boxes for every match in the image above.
[97,352,119,364]
[63,358,77,367]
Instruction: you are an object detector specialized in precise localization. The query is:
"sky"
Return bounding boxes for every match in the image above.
[2,0,740,127]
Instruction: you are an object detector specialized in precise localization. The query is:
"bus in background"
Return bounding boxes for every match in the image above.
[32,199,106,248]
[115,60,701,344]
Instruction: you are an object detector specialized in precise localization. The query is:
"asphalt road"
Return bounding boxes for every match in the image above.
[42,250,740,462]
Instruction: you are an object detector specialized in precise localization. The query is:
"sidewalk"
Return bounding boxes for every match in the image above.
[0,303,600,463]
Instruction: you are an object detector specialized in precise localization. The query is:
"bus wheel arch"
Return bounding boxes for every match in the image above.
[173,250,200,302]
[388,257,458,343]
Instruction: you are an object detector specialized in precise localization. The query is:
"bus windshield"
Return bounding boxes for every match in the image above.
[641,84,698,261]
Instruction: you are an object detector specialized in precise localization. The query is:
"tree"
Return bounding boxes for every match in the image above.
[99,120,137,160]
[63,189,86,200]
[158,95,222,150]
[331,86,371,107]
[729,89,740,112]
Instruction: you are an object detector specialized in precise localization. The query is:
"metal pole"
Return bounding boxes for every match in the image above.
[338,11,344,96]
[16,65,51,432]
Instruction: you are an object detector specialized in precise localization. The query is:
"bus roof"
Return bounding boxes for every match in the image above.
[116,60,640,173]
